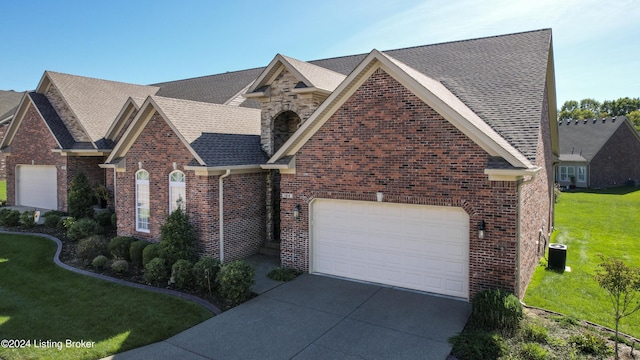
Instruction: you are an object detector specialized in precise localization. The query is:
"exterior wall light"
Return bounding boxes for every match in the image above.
[478,220,486,239]
[293,204,300,220]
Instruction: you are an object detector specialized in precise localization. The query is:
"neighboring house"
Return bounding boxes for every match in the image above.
[0,90,25,179]
[0,29,558,300]
[556,116,640,188]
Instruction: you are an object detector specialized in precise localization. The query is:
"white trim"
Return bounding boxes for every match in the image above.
[135,169,150,233]
[169,170,186,213]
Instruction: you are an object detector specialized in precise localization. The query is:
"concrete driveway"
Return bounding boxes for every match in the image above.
[108,274,471,360]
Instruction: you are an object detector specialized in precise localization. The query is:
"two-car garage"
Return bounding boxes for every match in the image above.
[311,199,469,299]
[15,165,58,210]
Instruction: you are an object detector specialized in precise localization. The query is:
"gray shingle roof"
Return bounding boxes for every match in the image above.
[558,116,628,161]
[28,92,75,149]
[189,133,267,166]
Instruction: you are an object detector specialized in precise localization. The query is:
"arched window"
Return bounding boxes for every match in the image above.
[136,170,150,232]
[169,171,186,213]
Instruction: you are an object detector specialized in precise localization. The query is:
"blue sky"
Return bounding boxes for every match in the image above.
[1,0,638,106]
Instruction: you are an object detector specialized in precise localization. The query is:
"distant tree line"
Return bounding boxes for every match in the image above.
[558,97,640,130]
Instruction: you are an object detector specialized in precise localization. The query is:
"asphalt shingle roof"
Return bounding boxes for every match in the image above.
[0,90,25,122]
[28,92,75,149]
[558,116,627,161]
[189,133,267,166]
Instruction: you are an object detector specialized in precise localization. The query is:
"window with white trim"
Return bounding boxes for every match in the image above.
[577,166,586,183]
[136,170,150,232]
[558,166,575,182]
[169,170,186,213]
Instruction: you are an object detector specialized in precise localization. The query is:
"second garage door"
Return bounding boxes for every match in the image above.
[311,199,469,299]
[16,165,58,210]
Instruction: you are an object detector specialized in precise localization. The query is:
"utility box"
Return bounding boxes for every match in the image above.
[548,243,567,271]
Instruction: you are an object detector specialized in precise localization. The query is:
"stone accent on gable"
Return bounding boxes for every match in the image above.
[115,111,267,262]
[278,68,533,299]
[45,85,91,143]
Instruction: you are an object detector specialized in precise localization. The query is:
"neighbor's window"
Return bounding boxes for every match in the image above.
[169,170,186,213]
[577,166,586,183]
[136,170,150,232]
[558,166,575,182]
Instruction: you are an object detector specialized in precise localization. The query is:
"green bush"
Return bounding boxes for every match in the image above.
[108,236,135,260]
[471,289,523,333]
[519,342,549,360]
[111,259,129,274]
[19,211,35,228]
[192,256,221,294]
[159,207,197,265]
[449,330,507,360]
[95,210,113,227]
[520,322,549,343]
[92,255,109,269]
[130,239,150,267]
[144,257,169,285]
[142,243,161,267]
[171,259,194,289]
[111,212,117,227]
[67,172,95,219]
[67,218,102,241]
[217,260,255,305]
[569,332,612,356]
[267,267,301,282]
[61,216,76,229]
[0,208,21,227]
[43,210,65,217]
[76,235,109,261]
[44,214,61,228]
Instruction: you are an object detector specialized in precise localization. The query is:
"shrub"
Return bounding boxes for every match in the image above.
[471,289,523,333]
[217,260,255,305]
[111,212,117,227]
[44,214,61,228]
[449,330,507,360]
[67,172,95,219]
[520,322,549,343]
[130,239,150,267]
[171,259,194,289]
[193,256,221,294]
[92,255,109,269]
[61,216,76,229]
[76,235,109,261]
[108,236,135,260]
[267,267,301,282]
[159,207,197,265]
[519,342,549,360]
[95,210,113,227]
[569,332,612,356]
[19,211,35,228]
[142,243,161,267]
[0,209,21,227]
[43,210,65,217]
[144,257,169,285]
[67,218,102,241]
[111,259,129,274]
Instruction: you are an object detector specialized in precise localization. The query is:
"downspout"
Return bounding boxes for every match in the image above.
[112,168,117,212]
[218,169,231,263]
[515,175,536,298]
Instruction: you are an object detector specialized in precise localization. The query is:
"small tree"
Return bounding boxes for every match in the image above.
[594,255,640,360]
[159,207,197,266]
[68,172,95,219]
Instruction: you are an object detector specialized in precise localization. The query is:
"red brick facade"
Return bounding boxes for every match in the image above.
[5,102,105,212]
[115,111,266,262]
[279,68,552,299]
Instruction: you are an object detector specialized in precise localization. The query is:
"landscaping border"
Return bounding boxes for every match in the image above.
[0,230,221,315]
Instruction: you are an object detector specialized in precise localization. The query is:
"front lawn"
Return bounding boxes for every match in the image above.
[524,187,640,338]
[0,179,6,202]
[0,234,213,360]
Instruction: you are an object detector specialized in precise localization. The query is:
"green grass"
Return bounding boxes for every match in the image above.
[0,179,6,202]
[0,234,213,360]
[524,187,640,338]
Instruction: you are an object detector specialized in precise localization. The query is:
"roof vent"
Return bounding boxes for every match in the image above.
[612,117,616,122]
[583,119,588,124]
[575,119,579,125]
[602,118,606,123]
[593,118,597,124]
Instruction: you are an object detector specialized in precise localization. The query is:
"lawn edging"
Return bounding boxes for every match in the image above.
[0,230,221,315]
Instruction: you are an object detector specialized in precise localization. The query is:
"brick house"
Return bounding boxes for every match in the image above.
[0,90,25,179]
[0,72,159,211]
[1,29,557,300]
[556,116,640,188]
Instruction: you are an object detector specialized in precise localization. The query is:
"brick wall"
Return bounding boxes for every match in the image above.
[116,111,267,262]
[279,68,525,299]
[590,122,640,188]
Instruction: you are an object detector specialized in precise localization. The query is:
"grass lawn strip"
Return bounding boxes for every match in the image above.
[0,234,213,360]
[0,179,6,202]
[524,187,640,339]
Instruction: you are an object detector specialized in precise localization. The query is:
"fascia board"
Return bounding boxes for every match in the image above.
[484,167,541,181]
[184,164,265,176]
[105,98,139,140]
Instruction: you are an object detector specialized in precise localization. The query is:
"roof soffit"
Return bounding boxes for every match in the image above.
[269,50,533,169]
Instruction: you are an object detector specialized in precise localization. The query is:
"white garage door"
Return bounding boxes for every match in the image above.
[311,199,469,299]
[16,165,58,210]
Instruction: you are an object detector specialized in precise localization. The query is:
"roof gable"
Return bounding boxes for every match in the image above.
[247,54,346,95]
[558,116,636,161]
[0,90,25,124]
[268,49,535,170]
[37,71,159,145]
[106,96,262,167]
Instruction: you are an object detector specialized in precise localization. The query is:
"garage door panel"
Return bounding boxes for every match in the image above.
[312,200,469,299]
[16,166,58,210]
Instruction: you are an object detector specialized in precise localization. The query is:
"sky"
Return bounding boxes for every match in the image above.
[1,0,638,107]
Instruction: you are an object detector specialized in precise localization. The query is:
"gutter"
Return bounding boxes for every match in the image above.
[218,169,231,263]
